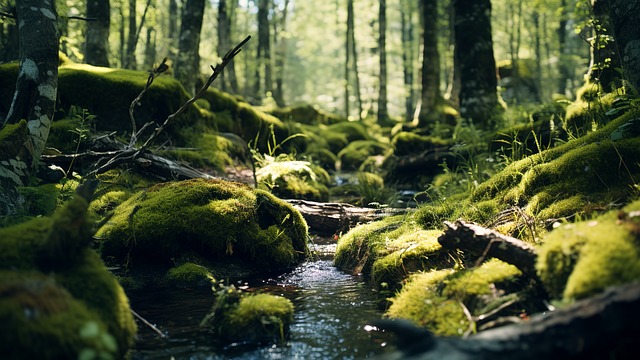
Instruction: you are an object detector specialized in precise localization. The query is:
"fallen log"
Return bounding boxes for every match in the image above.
[373,281,640,360]
[439,220,538,279]
[286,199,411,235]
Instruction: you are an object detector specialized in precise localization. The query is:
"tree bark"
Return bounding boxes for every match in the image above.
[375,282,640,359]
[217,0,231,92]
[85,0,111,67]
[144,27,157,69]
[453,0,502,127]
[1,0,59,215]
[256,0,272,99]
[557,0,570,95]
[606,0,640,90]
[286,199,411,235]
[586,0,622,89]
[400,0,416,122]
[377,0,388,122]
[273,0,289,107]
[419,0,443,127]
[174,0,205,94]
[345,0,363,120]
[439,220,539,279]
[126,0,137,69]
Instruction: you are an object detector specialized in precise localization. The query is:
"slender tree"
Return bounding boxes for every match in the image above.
[586,0,622,89]
[419,0,443,127]
[144,27,157,69]
[345,0,363,120]
[256,0,272,99]
[400,0,416,121]
[557,0,570,95]
[377,0,388,122]
[453,0,502,127]
[273,0,290,106]
[217,0,231,92]
[126,0,137,68]
[85,0,111,67]
[174,0,206,94]
[1,0,59,215]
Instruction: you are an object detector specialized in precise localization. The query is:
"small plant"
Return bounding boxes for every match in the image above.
[67,108,96,176]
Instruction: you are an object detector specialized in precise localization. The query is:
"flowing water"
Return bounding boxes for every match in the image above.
[129,241,396,359]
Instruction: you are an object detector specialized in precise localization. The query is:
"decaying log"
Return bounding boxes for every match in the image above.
[439,220,538,278]
[286,199,411,235]
[374,281,640,360]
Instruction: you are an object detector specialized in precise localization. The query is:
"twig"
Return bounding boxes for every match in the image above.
[131,309,167,338]
[128,57,170,146]
[87,36,251,178]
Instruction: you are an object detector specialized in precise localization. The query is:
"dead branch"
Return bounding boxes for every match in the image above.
[439,220,538,279]
[85,36,251,179]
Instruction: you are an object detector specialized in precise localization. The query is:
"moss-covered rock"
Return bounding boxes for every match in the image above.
[334,215,456,290]
[163,262,216,288]
[255,157,330,202]
[0,189,137,358]
[392,132,453,157]
[536,200,640,301]
[337,140,390,171]
[96,178,309,282]
[268,104,343,126]
[386,259,522,336]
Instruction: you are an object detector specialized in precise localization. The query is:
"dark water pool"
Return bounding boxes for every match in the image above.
[129,243,396,359]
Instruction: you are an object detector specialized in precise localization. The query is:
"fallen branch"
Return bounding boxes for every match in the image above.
[439,220,538,279]
[373,281,640,359]
[286,199,411,234]
[86,35,251,179]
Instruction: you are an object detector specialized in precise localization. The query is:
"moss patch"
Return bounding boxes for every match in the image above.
[536,200,640,301]
[163,262,216,288]
[386,259,522,336]
[0,192,137,358]
[96,178,309,281]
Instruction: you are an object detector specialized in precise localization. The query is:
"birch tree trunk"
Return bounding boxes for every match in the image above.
[1,0,59,216]
[174,0,205,94]
[85,0,111,67]
[400,0,416,122]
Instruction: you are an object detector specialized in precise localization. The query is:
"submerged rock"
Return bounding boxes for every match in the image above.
[96,178,309,284]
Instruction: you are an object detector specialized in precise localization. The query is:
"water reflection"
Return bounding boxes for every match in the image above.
[130,244,394,359]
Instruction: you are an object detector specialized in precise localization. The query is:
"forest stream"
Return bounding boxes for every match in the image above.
[129,237,396,359]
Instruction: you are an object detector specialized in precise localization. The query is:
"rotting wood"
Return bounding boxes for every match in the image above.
[439,220,538,278]
[286,199,411,235]
[373,281,640,359]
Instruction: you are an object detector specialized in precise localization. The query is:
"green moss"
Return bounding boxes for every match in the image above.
[371,229,449,290]
[256,158,330,202]
[55,63,201,145]
[96,179,309,277]
[392,132,453,157]
[18,184,60,217]
[47,117,82,153]
[268,104,343,126]
[0,192,137,358]
[0,272,118,360]
[386,259,522,336]
[164,262,215,288]
[337,140,389,171]
[537,200,640,301]
[0,119,28,157]
[208,293,294,343]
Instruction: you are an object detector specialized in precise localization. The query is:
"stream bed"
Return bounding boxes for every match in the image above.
[129,241,396,359]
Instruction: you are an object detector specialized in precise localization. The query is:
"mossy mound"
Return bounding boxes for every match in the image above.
[0,190,137,358]
[203,290,294,344]
[96,178,309,281]
[392,132,453,157]
[471,110,640,223]
[334,215,456,289]
[386,259,522,336]
[536,199,640,301]
[256,158,330,202]
[337,140,390,171]
[268,104,343,125]
[163,262,216,288]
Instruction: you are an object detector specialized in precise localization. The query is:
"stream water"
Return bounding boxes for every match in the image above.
[129,240,396,359]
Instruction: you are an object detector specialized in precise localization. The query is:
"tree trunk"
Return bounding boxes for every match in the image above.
[85,0,111,67]
[126,0,137,69]
[400,0,416,122]
[256,0,272,100]
[227,0,240,93]
[606,0,640,90]
[119,3,126,67]
[1,0,59,216]
[532,10,543,102]
[453,0,502,127]
[174,0,205,94]
[217,0,230,92]
[587,0,622,89]
[377,0,388,122]
[346,0,363,120]
[168,0,179,57]
[273,0,290,107]
[557,0,570,95]
[418,0,442,127]
[445,0,460,110]
[144,27,156,69]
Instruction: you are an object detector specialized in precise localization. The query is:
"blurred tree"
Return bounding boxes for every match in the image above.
[85,0,110,67]
[174,0,205,94]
